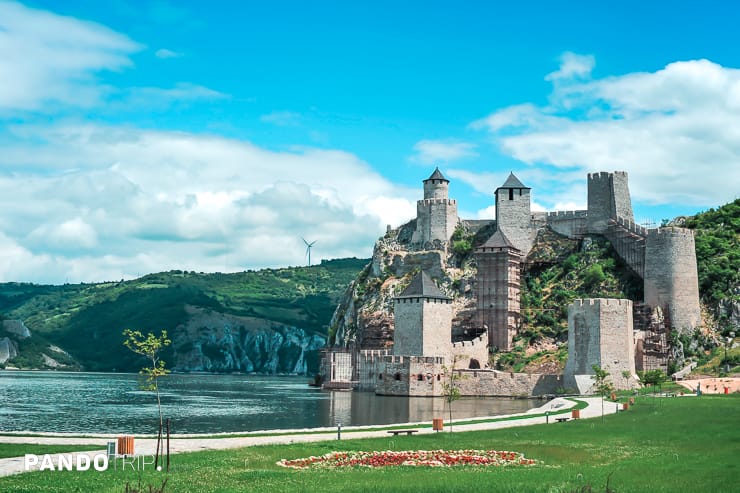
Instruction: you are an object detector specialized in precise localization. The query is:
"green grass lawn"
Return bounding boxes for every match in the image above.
[2,396,737,492]
[0,444,102,460]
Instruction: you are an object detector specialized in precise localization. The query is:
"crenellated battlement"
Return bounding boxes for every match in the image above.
[615,215,648,237]
[418,198,457,206]
[571,298,633,308]
[546,210,588,219]
[452,335,486,348]
[646,226,695,239]
[382,355,446,365]
[588,170,628,180]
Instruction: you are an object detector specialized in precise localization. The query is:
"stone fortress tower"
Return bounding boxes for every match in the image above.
[564,298,639,393]
[475,230,522,351]
[411,167,459,249]
[587,171,634,234]
[392,271,453,357]
[495,173,534,254]
[644,228,702,332]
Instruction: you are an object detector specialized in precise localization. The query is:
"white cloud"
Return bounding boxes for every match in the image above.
[155,48,183,59]
[0,124,416,283]
[122,83,228,108]
[411,140,478,164]
[260,111,302,126]
[474,56,740,207]
[545,52,595,81]
[0,1,142,112]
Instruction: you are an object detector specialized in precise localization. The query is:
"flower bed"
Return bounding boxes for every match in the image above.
[277,450,536,469]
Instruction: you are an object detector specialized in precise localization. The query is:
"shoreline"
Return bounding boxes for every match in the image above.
[0,396,594,477]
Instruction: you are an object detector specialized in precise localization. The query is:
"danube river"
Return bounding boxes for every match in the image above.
[0,372,539,434]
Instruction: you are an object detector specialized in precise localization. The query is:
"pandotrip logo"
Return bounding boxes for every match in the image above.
[24,453,159,472]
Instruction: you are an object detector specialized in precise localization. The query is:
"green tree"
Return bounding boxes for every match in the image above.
[441,355,464,432]
[591,364,615,422]
[639,369,667,395]
[123,329,171,467]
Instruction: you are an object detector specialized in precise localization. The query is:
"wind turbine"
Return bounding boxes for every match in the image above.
[302,237,317,266]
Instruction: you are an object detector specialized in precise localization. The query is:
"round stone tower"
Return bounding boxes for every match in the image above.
[644,227,701,333]
[411,167,458,249]
[423,168,449,199]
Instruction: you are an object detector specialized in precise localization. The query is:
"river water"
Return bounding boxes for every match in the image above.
[0,372,539,434]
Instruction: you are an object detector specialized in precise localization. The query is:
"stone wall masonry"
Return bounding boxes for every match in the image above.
[411,198,458,247]
[424,180,449,200]
[374,357,561,397]
[644,227,701,333]
[454,370,563,397]
[611,171,634,221]
[587,172,614,234]
[358,349,391,391]
[495,188,533,254]
[587,171,634,234]
[604,217,647,278]
[545,210,589,238]
[375,356,446,396]
[451,333,489,369]
[393,298,425,356]
[422,298,454,357]
[564,299,638,393]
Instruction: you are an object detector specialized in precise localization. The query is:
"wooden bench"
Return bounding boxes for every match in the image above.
[387,429,419,436]
[555,417,570,423]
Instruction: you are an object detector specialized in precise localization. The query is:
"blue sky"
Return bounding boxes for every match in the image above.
[1,0,739,283]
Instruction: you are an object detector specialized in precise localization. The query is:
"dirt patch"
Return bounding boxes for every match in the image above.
[676,377,740,394]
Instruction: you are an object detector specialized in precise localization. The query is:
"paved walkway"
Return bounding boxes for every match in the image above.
[0,397,615,477]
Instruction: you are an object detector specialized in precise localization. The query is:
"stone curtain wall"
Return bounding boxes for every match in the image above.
[451,334,489,369]
[375,356,562,397]
[455,370,563,397]
[545,210,588,238]
[375,356,445,396]
[357,349,391,391]
[644,228,702,333]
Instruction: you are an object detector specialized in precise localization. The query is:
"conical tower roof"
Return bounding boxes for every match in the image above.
[396,271,450,300]
[479,229,520,251]
[496,172,529,190]
[424,167,449,183]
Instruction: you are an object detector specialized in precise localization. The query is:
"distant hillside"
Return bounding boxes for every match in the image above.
[0,258,368,372]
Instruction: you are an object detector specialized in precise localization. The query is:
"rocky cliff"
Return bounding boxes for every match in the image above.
[330,220,479,350]
[172,306,325,374]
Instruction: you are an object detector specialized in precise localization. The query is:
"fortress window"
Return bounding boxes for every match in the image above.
[378,373,383,380]
[417,374,424,381]
[394,372,401,381]
[509,189,514,200]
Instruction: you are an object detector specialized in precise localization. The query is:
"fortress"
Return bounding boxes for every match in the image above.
[321,168,701,396]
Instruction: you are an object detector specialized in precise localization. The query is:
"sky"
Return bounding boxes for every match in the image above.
[1,0,739,284]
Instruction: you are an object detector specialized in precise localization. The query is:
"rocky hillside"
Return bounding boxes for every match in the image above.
[0,258,366,373]
[331,200,740,374]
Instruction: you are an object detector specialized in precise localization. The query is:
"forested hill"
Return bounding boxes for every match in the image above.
[0,258,368,371]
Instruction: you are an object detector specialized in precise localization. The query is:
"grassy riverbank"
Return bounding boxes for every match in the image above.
[2,395,737,492]
[0,444,101,460]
